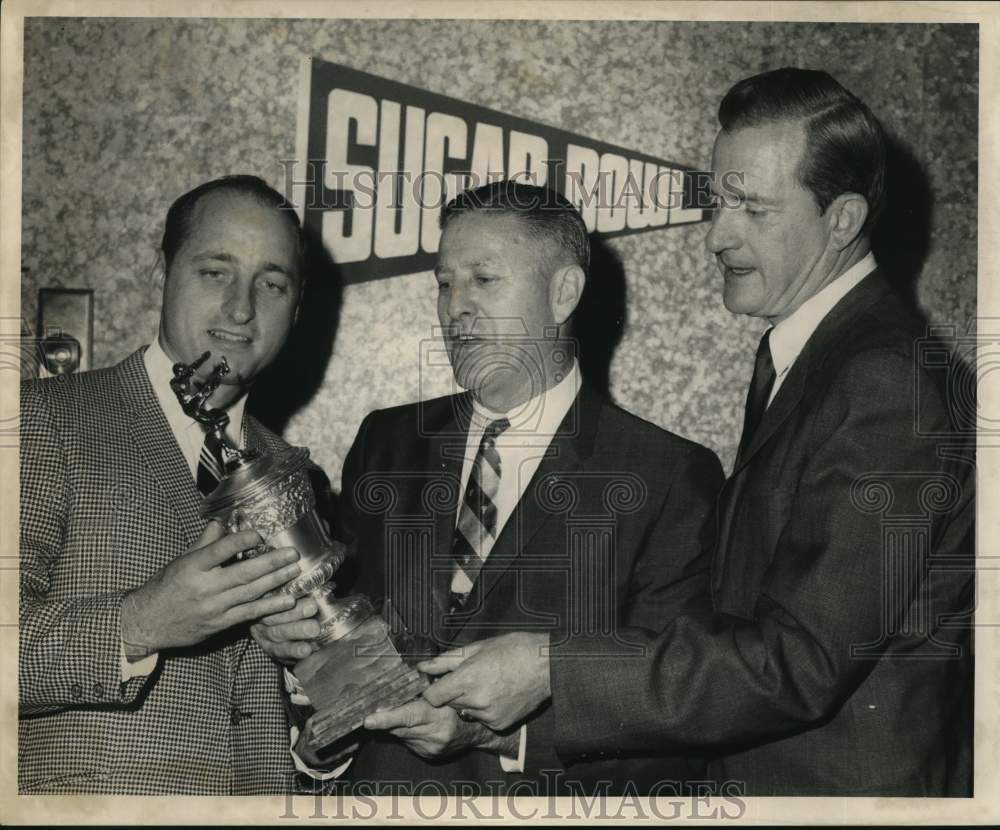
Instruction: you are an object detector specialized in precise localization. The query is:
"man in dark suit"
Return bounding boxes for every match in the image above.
[19,175,309,793]
[256,181,723,794]
[420,69,975,796]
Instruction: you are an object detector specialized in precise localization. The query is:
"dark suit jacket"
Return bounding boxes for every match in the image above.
[337,384,723,795]
[550,272,975,796]
[19,348,297,794]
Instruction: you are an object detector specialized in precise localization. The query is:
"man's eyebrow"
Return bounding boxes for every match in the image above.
[191,251,237,263]
[709,178,763,199]
[434,259,493,277]
[259,262,295,278]
[741,190,780,206]
[191,251,295,277]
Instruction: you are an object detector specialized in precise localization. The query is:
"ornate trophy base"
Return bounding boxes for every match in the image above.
[296,605,430,750]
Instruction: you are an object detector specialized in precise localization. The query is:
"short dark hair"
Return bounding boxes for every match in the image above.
[719,67,886,234]
[160,174,305,273]
[440,180,590,273]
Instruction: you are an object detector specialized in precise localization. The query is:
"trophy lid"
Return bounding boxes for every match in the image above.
[201,445,310,518]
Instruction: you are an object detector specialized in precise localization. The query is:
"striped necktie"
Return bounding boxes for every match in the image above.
[196,428,227,496]
[450,417,510,611]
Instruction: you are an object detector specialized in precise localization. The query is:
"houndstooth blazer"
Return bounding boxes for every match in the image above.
[19,347,298,794]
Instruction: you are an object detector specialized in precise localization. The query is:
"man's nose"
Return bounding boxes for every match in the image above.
[224,281,255,324]
[705,205,740,255]
[445,283,475,321]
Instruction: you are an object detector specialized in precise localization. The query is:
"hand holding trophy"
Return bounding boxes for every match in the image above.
[172,351,429,750]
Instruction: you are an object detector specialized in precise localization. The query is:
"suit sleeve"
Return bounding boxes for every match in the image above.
[19,382,152,715]
[624,443,724,629]
[550,348,974,757]
[529,439,723,774]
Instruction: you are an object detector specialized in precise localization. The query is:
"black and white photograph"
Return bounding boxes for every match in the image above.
[1,0,995,824]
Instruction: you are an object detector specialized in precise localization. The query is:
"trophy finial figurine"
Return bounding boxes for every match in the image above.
[170,350,230,427]
[170,351,255,471]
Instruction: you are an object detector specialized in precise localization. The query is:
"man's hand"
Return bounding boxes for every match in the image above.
[120,521,300,657]
[418,632,551,732]
[251,596,321,666]
[363,698,517,760]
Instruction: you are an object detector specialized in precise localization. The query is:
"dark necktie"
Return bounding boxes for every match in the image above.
[450,417,510,611]
[196,428,227,496]
[736,329,776,464]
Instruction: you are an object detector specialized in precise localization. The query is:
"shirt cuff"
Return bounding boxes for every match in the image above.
[290,724,352,780]
[120,644,158,681]
[498,724,527,773]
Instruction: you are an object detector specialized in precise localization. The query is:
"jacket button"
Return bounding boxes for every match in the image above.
[70,683,82,699]
[93,682,104,698]
[230,707,250,726]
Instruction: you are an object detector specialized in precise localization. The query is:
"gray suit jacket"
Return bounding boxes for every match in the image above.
[19,347,296,794]
[550,273,975,795]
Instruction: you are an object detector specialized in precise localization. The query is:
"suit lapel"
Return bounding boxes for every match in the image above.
[421,396,473,641]
[118,348,264,682]
[715,271,895,588]
[729,270,893,476]
[441,385,602,644]
[115,348,205,554]
[729,353,807,475]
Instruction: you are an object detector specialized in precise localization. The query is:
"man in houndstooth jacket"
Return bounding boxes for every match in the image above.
[19,175,312,794]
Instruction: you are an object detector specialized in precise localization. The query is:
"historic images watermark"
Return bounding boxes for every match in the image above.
[279,774,748,820]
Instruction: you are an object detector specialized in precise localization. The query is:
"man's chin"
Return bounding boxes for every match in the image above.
[205,378,250,409]
[722,286,760,316]
[449,350,506,391]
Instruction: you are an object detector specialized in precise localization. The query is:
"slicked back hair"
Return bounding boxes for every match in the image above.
[719,67,886,234]
[160,174,305,274]
[440,180,590,275]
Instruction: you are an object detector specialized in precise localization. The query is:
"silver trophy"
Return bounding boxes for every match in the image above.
[171,351,428,749]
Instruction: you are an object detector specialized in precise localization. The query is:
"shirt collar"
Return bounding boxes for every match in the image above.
[144,336,247,444]
[769,252,877,378]
[469,361,582,437]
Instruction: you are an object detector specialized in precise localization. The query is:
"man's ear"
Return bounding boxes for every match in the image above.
[549,264,586,326]
[153,251,167,290]
[827,192,869,250]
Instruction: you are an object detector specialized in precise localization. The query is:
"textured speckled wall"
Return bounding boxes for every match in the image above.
[20,18,977,480]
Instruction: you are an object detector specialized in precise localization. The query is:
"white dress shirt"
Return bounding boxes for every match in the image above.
[766,252,877,406]
[457,362,582,566]
[454,360,583,773]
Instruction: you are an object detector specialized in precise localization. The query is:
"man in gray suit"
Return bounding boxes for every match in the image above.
[19,175,308,793]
